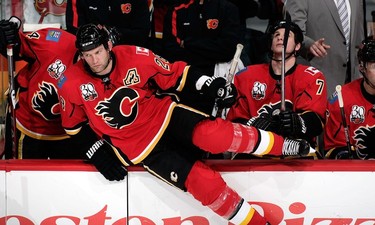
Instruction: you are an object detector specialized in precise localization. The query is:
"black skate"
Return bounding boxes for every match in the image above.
[282,138,311,157]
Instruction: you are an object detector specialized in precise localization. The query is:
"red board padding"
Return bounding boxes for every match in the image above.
[1,159,375,172]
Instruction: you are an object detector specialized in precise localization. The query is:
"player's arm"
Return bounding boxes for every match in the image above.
[58,82,126,181]
[177,65,237,107]
[161,5,191,62]
[226,75,254,123]
[67,123,128,181]
[149,57,237,107]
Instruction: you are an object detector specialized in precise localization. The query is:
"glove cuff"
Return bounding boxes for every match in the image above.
[86,139,105,160]
[297,114,307,135]
[246,117,256,126]
[195,75,211,91]
[299,112,323,138]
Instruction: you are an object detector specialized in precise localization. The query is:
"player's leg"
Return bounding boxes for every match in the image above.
[142,142,270,225]
[192,116,311,157]
[186,160,269,225]
[15,130,48,159]
[170,104,310,157]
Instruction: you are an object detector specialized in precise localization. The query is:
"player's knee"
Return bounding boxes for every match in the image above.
[192,118,233,154]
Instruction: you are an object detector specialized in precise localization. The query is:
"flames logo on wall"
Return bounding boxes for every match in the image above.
[34,0,67,23]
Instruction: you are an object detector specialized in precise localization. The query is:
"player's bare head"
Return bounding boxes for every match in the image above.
[267,20,303,61]
[75,23,110,54]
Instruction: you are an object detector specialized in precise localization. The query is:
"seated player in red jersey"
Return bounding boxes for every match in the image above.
[324,39,375,159]
[226,20,327,159]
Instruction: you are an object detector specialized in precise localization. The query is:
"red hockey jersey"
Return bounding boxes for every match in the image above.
[324,79,375,159]
[16,28,77,140]
[226,64,327,122]
[58,46,190,164]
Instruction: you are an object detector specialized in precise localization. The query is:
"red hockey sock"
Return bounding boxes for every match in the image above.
[185,161,241,218]
[185,161,269,224]
[192,119,257,154]
[185,161,227,206]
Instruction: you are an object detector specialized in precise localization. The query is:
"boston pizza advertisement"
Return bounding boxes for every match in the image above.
[1,160,375,225]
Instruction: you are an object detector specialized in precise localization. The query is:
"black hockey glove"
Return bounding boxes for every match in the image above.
[0,16,21,47]
[216,84,237,108]
[85,139,127,181]
[276,110,307,138]
[354,126,375,159]
[247,114,280,132]
[199,75,227,99]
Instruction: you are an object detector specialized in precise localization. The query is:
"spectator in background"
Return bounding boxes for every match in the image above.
[65,0,152,48]
[324,39,375,159]
[226,20,327,159]
[161,0,243,113]
[148,0,175,55]
[162,0,242,74]
[284,0,365,95]
[0,17,84,159]
[228,0,284,65]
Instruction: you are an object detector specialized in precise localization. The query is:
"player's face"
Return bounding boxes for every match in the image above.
[271,28,300,56]
[81,43,112,75]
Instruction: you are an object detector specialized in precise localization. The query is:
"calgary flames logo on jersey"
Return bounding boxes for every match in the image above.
[353,125,375,159]
[34,0,67,23]
[350,105,365,124]
[96,87,139,129]
[207,19,219,29]
[255,101,293,118]
[252,81,267,100]
[32,81,60,120]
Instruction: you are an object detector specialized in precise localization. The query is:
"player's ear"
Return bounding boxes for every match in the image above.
[107,40,113,51]
[295,42,301,52]
[359,62,365,73]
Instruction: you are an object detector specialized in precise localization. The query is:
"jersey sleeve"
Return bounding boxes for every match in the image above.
[58,67,89,135]
[150,55,190,92]
[226,74,252,122]
[140,48,204,95]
